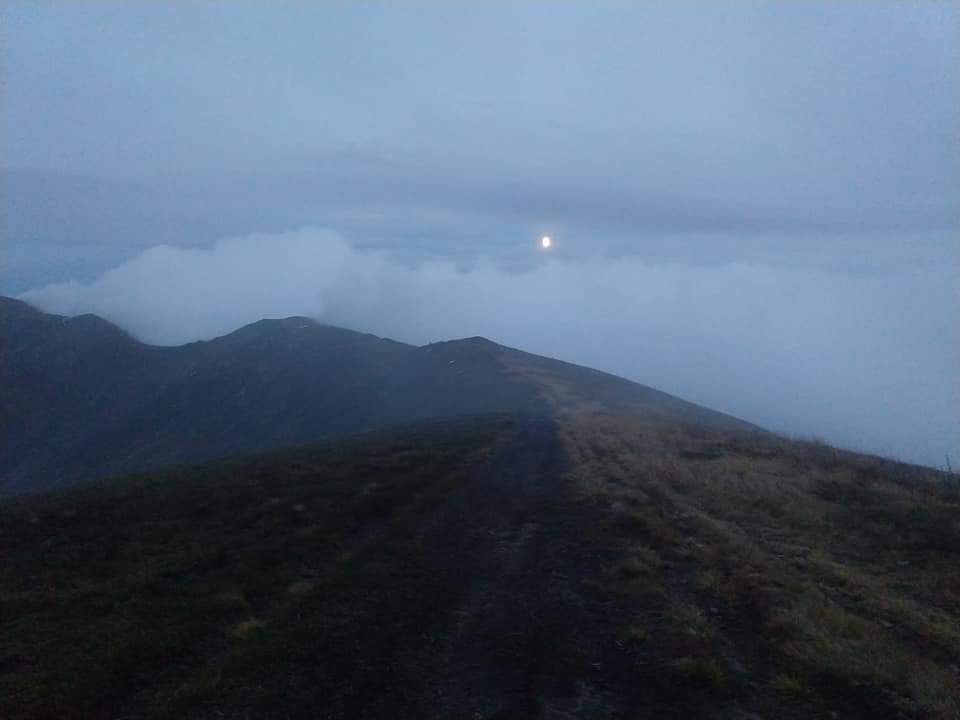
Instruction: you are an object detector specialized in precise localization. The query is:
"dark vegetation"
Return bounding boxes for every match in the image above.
[0,417,514,719]
[3,411,958,718]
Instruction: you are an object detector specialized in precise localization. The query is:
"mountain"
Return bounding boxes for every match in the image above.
[3,296,958,719]
[2,413,957,719]
[1,296,755,493]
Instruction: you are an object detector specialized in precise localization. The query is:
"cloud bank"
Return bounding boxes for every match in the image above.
[21,228,959,468]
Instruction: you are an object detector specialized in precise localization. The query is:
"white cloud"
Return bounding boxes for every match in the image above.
[21,227,959,467]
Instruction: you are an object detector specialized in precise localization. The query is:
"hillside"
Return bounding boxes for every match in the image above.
[6,297,956,719]
[2,414,957,719]
[1,297,753,494]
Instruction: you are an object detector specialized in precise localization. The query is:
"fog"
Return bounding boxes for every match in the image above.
[4,2,958,466]
[22,229,959,468]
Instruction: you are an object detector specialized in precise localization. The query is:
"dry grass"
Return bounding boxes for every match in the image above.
[559,412,960,719]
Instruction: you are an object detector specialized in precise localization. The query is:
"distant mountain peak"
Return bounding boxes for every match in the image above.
[1,295,48,317]
[424,336,503,353]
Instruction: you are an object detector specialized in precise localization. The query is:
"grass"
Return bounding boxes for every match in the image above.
[0,416,514,720]
[558,413,960,719]
[670,656,729,694]
[3,409,958,718]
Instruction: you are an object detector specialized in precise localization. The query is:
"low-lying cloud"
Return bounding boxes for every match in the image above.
[21,228,959,468]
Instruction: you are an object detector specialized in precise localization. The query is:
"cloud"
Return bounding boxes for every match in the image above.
[21,228,959,468]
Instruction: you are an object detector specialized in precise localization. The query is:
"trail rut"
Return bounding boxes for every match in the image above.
[410,417,628,719]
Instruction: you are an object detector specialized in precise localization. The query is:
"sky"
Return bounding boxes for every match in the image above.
[2,2,958,466]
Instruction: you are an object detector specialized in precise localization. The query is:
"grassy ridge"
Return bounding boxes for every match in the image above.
[561,414,960,718]
[3,412,959,718]
[0,417,511,719]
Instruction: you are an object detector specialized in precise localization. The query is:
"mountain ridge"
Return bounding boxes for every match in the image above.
[4,295,959,719]
[3,411,957,719]
[1,296,758,493]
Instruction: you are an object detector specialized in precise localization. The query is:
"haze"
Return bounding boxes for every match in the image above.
[3,2,958,466]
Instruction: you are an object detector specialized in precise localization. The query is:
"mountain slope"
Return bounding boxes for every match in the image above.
[1,297,755,493]
[1,414,956,719]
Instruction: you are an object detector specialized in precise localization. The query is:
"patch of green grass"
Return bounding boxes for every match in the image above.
[670,656,728,694]
[666,601,714,641]
[770,672,808,695]
[619,624,648,646]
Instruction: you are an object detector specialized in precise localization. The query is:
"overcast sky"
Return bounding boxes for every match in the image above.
[3,2,958,466]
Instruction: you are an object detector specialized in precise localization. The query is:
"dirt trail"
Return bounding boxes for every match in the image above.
[410,417,628,719]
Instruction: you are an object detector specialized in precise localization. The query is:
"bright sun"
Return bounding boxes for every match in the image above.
[540,235,552,250]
